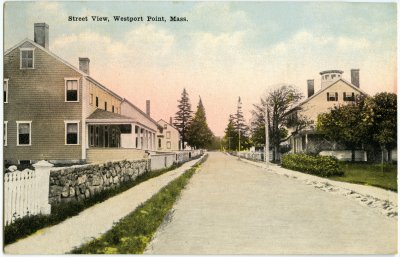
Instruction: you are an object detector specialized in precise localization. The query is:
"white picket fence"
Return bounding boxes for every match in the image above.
[4,161,52,225]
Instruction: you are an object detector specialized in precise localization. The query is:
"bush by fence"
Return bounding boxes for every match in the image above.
[281,154,343,177]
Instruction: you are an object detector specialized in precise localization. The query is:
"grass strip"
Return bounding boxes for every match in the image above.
[330,162,397,192]
[4,157,202,245]
[70,154,208,254]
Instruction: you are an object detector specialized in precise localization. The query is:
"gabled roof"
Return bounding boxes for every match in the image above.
[4,38,122,101]
[158,119,179,132]
[290,78,368,112]
[5,38,86,76]
[121,99,162,130]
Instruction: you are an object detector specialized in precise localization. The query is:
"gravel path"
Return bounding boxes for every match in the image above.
[145,152,397,254]
[4,156,205,254]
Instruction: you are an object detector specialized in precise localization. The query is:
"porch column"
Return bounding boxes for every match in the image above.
[132,123,136,149]
[153,132,155,150]
[138,126,141,149]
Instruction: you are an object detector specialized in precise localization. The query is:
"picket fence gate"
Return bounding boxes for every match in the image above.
[4,161,52,225]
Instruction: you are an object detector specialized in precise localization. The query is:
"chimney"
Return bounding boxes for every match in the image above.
[79,58,90,75]
[146,100,150,116]
[34,23,49,49]
[170,117,173,125]
[351,69,360,88]
[307,79,314,98]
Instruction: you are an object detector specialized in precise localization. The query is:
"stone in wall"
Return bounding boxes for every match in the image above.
[49,159,149,205]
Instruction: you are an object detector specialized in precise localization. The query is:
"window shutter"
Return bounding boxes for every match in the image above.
[343,92,346,101]
[327,92,329,101]
[335,92,338,101]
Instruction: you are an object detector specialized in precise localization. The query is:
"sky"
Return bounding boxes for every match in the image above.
[4,1,397,137]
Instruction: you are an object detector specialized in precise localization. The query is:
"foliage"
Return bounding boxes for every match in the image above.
[317,93,397,161]
[223,97,251,151]
[208,136,223,151]
[223,115,238,151]
[281,153,343,177]
[173,88,193,149]
[317,95,369,159]
[251,85,305,160]
[4,163,183,245]
[71,155,208,254]
[187,98,214,149]
[364,92,397,150]
[331,162,397,191]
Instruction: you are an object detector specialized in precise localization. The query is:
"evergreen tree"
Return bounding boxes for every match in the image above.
[223,115,238,151]
[223,97,250,151]
[173,88,192,149]
[187,97,214,149]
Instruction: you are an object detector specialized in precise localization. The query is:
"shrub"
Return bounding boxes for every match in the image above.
[281,153,343,177]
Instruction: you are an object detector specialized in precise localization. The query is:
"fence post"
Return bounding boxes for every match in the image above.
[33,160,53,215]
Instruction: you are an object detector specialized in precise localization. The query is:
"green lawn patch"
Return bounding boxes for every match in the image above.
[330,162,397,192]
[4,160,192,246]
[71,155,208,254]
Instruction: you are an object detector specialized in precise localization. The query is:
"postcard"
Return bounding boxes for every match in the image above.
[2,1,397,254]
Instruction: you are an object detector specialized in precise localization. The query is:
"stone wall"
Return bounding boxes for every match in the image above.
[175,150,203,164]
[49,159,149,204]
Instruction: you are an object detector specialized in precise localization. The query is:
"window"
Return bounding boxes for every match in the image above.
[96,97,99,107]
[65,121,79,145]
[112,105,115,113]
[167,141,171,149]
[331,74,336,79]
[4,121,8,146]
[90,94,93,105]
[90,125,94,146]
[327,92,338,101]
[65,79,79,102]
[20,48,34,69]
[325,75,329,80]
[158,138,161,148]
[116,107,119,113]
[164,124,167,129]
[105,102,108,111]
[136,137,139,148]
[120,124,131,133]
[17,121,31,146]
[343,92,355,101]
[135,126,139,134]
[166,131,171,139]
[4,79,8,103]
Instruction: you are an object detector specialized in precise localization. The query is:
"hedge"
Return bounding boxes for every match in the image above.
[281,153,343,177]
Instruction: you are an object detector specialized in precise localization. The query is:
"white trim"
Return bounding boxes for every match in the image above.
[16,121,32,146]
[4,78,9,103]
[64,77,80,102]
[4,121,8,146]
[64,120,80,145]
[19,48,35,69]
[81,78,88,159]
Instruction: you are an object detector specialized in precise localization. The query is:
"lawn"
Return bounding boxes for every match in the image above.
[330,162,397,192]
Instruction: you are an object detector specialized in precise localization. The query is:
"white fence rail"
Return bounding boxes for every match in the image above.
[4,161,52,225]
